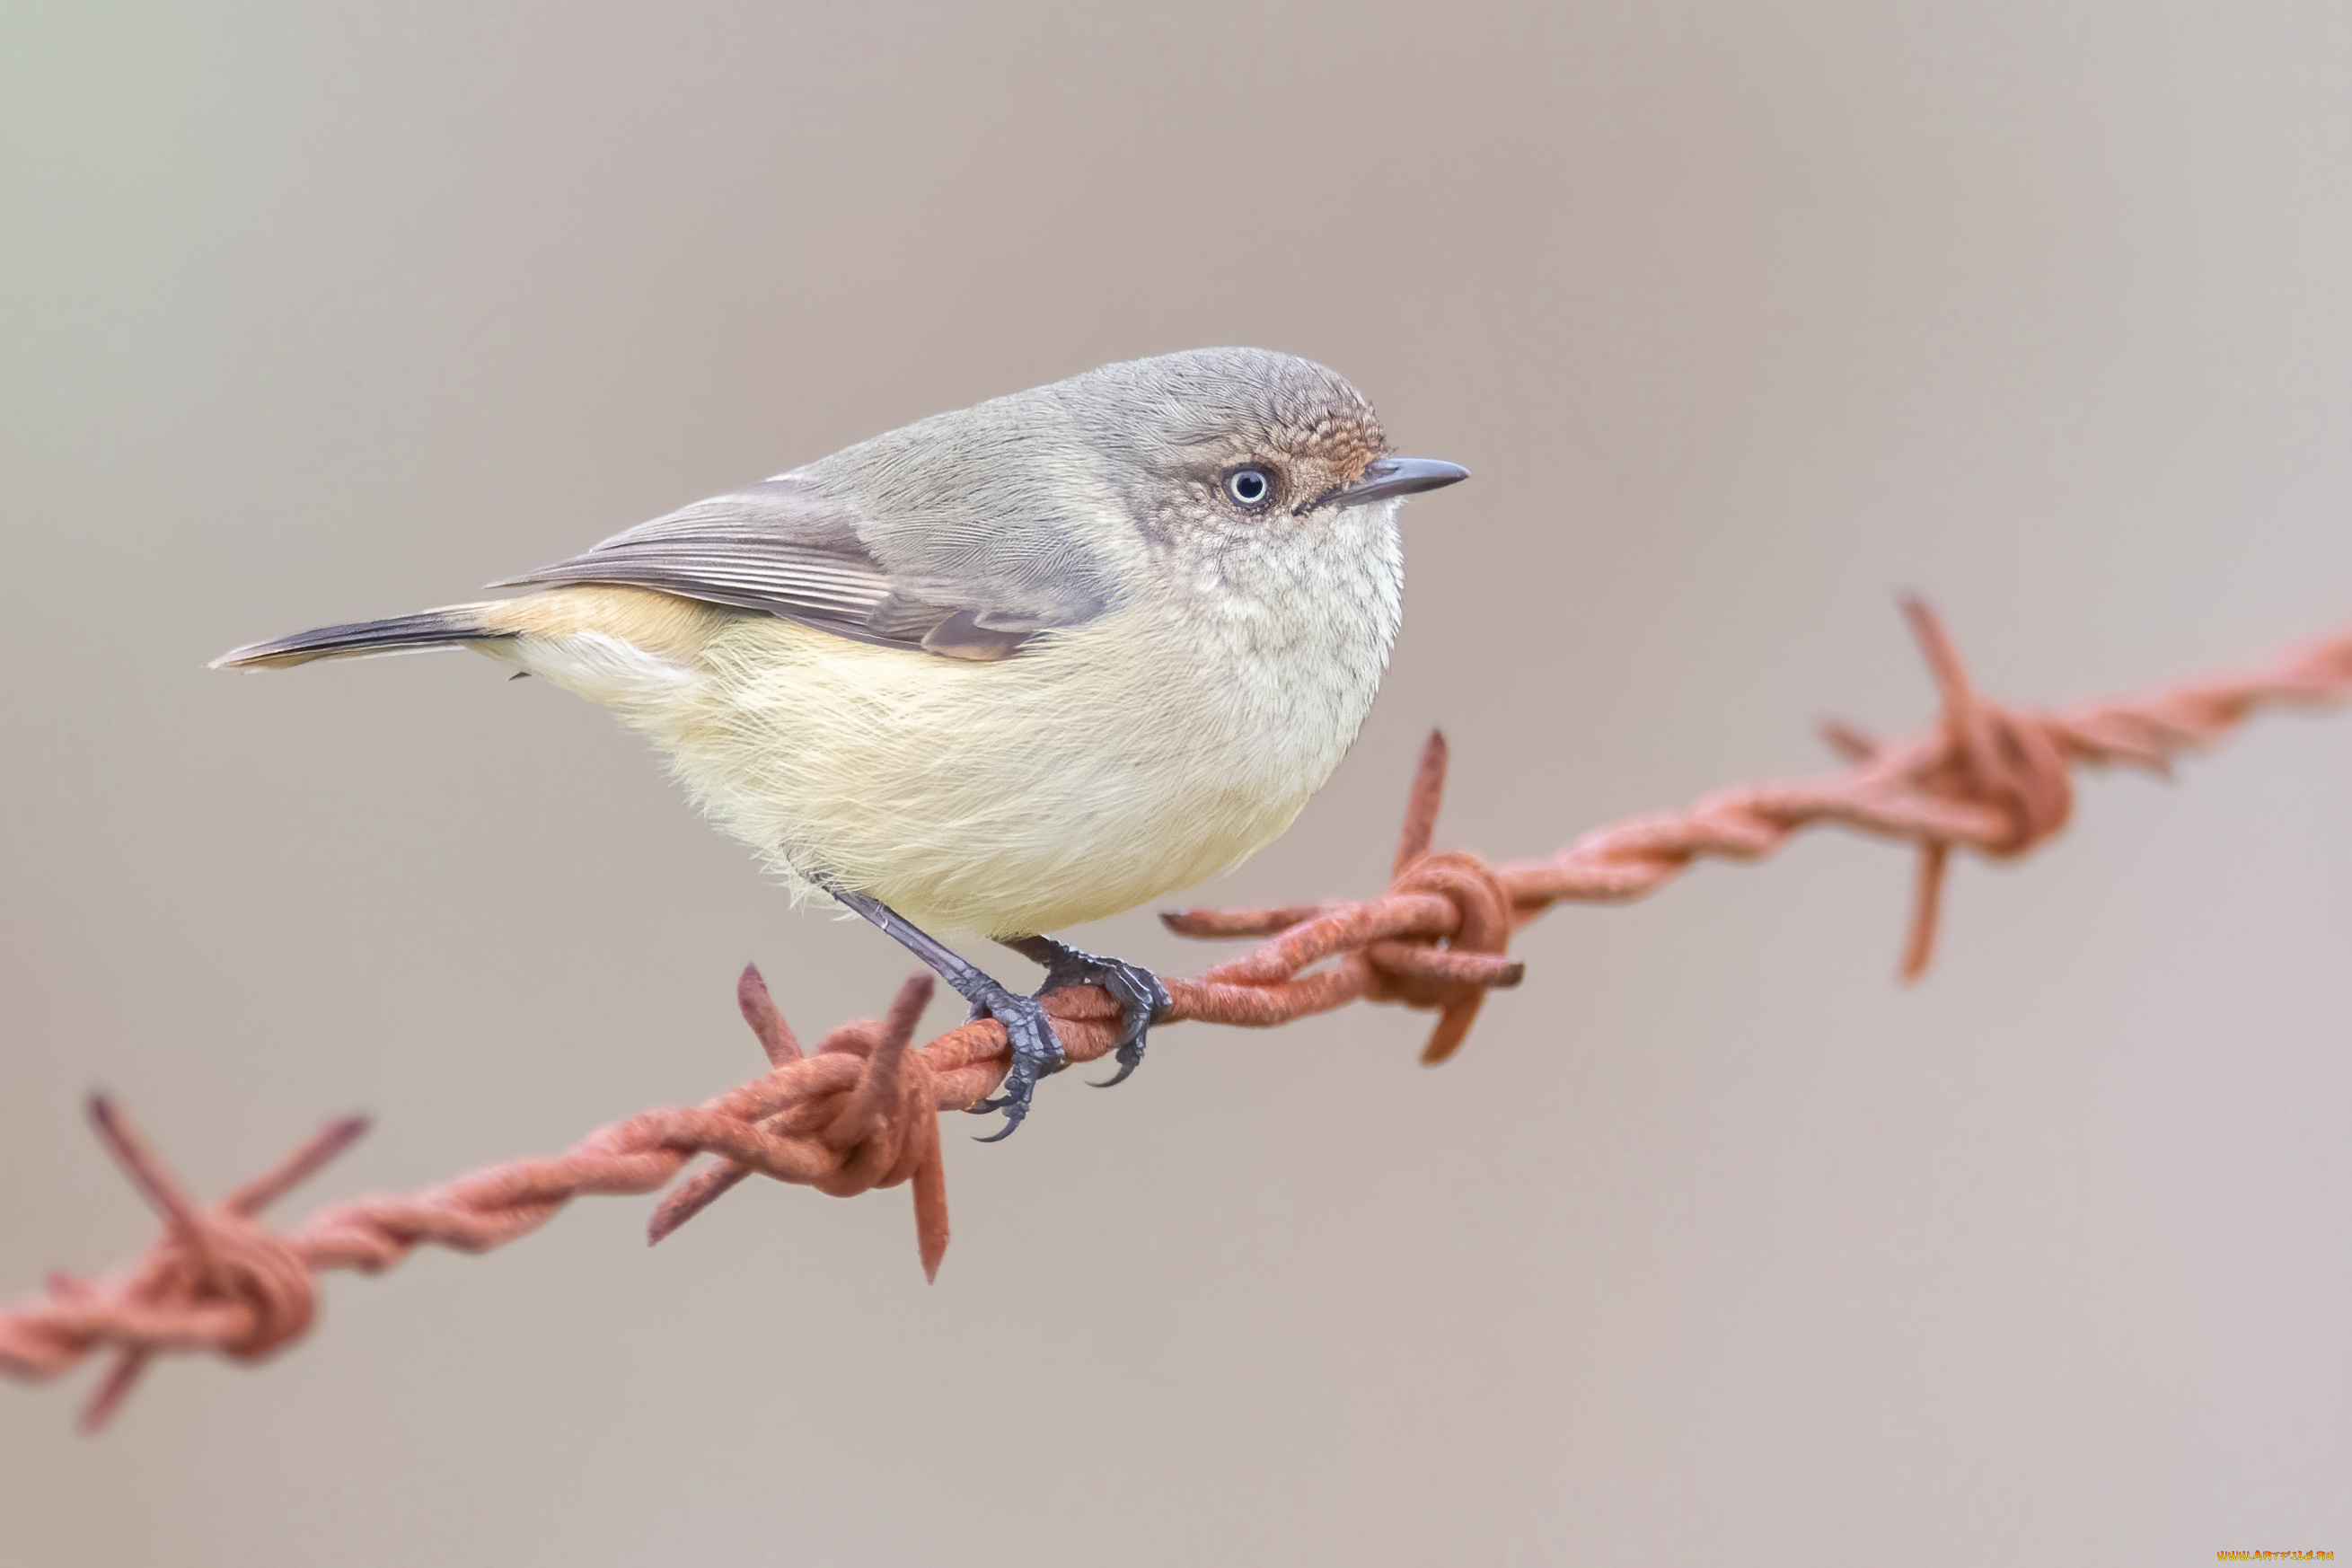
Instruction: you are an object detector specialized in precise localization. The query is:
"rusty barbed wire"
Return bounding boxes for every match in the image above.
[4,600,2348,1431]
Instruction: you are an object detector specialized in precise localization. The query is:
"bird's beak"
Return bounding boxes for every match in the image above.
[1328,456,1470,507]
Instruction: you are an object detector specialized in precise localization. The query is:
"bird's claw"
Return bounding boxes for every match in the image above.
[1091,1036,1146,1089]
[961,985,1064,1141]
[1025,945,1170,1089]
[950,941,1172,1136]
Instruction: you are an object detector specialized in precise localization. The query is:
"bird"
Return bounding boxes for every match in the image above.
[214,347,1469,1137]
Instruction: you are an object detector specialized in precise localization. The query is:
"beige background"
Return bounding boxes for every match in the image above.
[4,2,2349,1564]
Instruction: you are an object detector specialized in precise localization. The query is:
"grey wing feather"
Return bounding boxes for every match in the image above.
[491,474,1105,660]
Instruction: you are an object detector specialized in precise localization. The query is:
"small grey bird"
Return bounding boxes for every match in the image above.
[216,348,1468,1136]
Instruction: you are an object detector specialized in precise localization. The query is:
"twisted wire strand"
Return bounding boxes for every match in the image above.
[5,601,2348,1430]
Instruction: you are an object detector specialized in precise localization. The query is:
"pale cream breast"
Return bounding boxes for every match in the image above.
[657,600,1373,935]
[482,498,1403,938]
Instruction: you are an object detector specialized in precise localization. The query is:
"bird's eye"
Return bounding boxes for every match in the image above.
[1223,466,1275,510]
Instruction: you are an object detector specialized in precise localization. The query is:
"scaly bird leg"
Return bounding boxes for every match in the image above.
[823,885,1062,1141]
[1000,935,1171,1089]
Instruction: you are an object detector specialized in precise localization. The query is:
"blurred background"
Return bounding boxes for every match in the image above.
[4,2,2348,1563]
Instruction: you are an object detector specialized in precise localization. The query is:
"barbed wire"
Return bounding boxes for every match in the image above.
[5,599,2348,1431]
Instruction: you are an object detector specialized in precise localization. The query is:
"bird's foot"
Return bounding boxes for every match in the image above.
[1010,938,1172,1089]
[817,882,1094,1141]
[963,982,1066,1142]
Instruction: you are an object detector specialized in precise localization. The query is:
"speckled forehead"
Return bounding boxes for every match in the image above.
[1183,384,1390,477]
[1274,401,1389,476]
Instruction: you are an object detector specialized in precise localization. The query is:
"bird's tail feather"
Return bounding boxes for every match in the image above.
[210,603,515,669]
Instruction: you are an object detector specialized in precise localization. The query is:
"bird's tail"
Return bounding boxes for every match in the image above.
[210,603,516,670]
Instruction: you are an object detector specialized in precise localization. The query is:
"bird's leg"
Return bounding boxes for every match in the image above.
[1000,935,1172,1089]
[821,885,1062,1141]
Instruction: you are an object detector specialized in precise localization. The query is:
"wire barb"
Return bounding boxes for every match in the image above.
[5,600,2349,1428]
